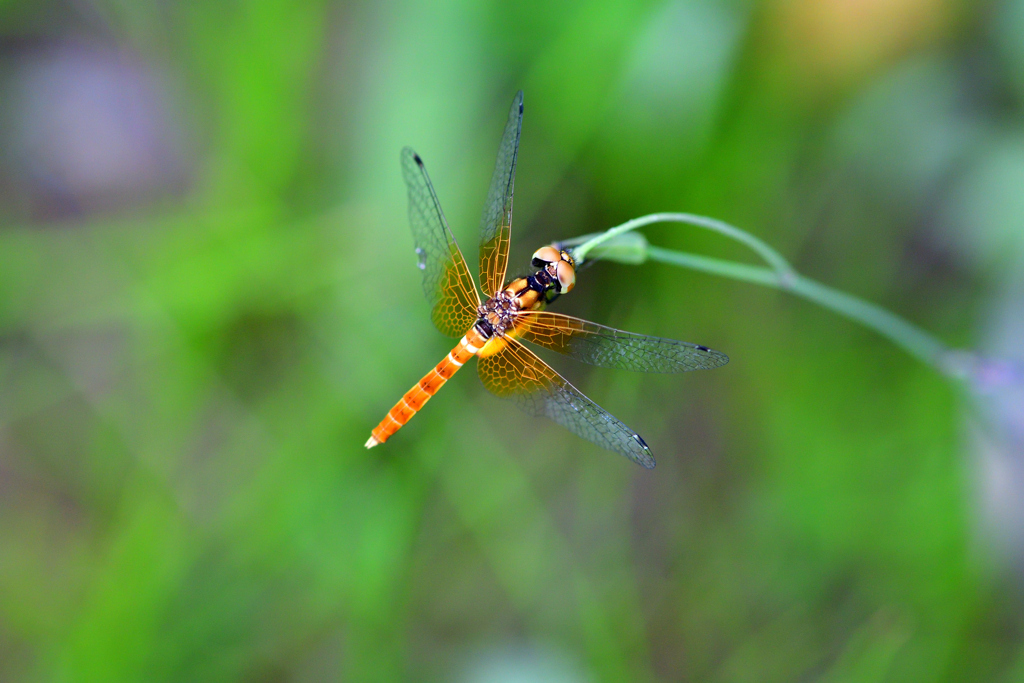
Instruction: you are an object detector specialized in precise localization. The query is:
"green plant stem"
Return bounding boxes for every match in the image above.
[565,213,1001,384]
[645,246,947,369]
[570,212,795,279]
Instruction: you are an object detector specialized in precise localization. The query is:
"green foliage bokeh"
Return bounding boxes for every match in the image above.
[0,1,1020,681]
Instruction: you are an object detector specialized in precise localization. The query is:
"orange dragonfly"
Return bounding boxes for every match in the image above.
[366,91,728,468]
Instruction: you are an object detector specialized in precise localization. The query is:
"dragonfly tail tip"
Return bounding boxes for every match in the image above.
[364,436,381,449]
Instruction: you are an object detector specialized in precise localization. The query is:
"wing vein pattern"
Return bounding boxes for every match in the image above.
[478,91,524,298]
[514,311,729,373]
[401,147,480,337]
[477,337,656,468]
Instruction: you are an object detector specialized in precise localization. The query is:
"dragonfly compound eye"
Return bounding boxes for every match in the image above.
[555,259,576,292]
[531,245,561,268]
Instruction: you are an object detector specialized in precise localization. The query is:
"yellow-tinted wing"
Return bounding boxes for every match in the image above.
[478,91,523,298]
[402,147,481,337]
[477,337,656,468]
[514,311,729,372]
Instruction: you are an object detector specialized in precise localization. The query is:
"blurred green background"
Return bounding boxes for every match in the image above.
[2,0,1024,681]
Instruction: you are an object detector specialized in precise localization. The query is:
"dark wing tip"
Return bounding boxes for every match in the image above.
[692,343,729,368]
[632,434,656,469]
[400,147,424,167]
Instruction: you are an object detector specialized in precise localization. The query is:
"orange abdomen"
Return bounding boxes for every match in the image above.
[365,327,487,448]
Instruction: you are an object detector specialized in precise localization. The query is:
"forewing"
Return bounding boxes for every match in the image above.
[401,147,481,337]
[477,337,656,468]
[478,91,524,298]
[515,311,729,373]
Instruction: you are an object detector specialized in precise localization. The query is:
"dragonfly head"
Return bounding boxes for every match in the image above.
[531,246,576,293]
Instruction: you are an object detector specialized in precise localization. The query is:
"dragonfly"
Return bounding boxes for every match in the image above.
[366,91,728,468]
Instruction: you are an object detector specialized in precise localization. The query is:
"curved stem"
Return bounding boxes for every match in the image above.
[561,214,1020,388]
[569,212,795,281]
[645,246,945,368]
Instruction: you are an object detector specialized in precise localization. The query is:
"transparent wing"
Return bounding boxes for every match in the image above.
[401,147,481,337]
[478,91,524,298]
[514,311,729,372]
[477,337,656,469]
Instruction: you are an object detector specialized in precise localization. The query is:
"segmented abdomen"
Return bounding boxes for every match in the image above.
[365,327,488,447]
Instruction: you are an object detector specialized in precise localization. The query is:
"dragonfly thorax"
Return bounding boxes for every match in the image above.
[478,291,520,337]
[476,263,564,338]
